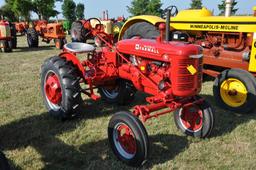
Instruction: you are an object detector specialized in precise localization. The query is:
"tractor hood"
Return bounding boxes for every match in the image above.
[116,38,200,61]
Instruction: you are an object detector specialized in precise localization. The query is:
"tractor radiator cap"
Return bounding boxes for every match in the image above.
[64,42,95,53]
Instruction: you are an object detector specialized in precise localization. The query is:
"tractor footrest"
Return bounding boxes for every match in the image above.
[91,94,101,101]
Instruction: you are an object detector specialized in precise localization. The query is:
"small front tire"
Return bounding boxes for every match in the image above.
[108,111,149,167]
[174,97,215,138]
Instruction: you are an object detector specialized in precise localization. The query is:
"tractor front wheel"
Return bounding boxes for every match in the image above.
[41,56,83,120]
[98,79,136,105]
[213,69,256,113]
[0,151,10,170]
[174,97,215,138]
[27,28,39,48]
[108,111,149,167]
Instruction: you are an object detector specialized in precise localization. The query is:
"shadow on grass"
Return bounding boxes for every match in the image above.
[0,110,188,169]
[201,94,256,137]
[14,45,56,53]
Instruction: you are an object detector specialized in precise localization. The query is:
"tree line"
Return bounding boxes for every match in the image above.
[0,0,84,22]
[128,0,238,16]
[0,0,239,22]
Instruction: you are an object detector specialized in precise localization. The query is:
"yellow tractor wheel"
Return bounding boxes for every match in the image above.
[213,69,256,113]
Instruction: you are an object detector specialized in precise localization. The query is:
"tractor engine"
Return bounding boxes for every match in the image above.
[116,38,203,98]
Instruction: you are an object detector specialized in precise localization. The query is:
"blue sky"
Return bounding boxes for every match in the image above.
[1,0,256,19]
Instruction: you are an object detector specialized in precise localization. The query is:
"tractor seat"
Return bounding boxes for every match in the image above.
[64,42,95,53]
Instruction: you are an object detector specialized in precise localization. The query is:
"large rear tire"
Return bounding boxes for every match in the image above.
[213,69,256,113]
[122,22,159,40]
[98,79,136,105]
[2,40,12,53]
[10,23,17,49]
[40,56,83,120]
[108,111,149,167]
[27,28,39,48]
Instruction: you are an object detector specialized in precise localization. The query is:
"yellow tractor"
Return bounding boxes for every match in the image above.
[119,3,256,113]
[0,20,12,52]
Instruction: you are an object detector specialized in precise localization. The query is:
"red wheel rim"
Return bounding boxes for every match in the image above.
[115,123,137,156]
[179,105,203,132]
[44,72,62,105]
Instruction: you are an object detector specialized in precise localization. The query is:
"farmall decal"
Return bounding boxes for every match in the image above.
[135,44,159,54]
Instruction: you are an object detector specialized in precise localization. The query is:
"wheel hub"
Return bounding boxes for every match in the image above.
[44,73,62,105]
[180,106,203,132]
[117,124,136,154]
[220,78,247,107]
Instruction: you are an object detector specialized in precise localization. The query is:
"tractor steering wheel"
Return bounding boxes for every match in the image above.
[161,5,179,18]
[82,18,102,38]
[83,18,102,31]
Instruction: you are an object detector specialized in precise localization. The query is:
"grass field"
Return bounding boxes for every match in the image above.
[0,36,256,170]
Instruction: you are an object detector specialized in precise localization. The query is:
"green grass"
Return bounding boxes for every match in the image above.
[0,36,256,170]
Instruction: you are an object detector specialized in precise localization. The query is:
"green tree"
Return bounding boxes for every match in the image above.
[218,0,238,15]
[62,0,76,22]
[76,3,84,19]
[127,0,162,16]
[10,0,33,21]
[0,4,17,21]
[32,0,59,20]
[190,0,202,9]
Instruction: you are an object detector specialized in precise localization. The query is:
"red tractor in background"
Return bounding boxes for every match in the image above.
[71,10,125,46]
[27,20,66,49]
[0,20,14,52]
[14,22,29,35]
[40,11,215,166]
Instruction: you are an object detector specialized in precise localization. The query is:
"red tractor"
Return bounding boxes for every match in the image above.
[0,20,13,52]
[40,11,215,166]
[26,20,66,49]
[14,21,29,35]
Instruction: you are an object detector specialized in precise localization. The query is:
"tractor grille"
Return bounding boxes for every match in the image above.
[172,58,203,96]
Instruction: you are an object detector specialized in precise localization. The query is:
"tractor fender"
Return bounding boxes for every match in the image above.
[118,15,165,40]
[59,52,85,76]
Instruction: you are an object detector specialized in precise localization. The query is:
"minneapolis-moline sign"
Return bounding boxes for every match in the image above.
[190,24,239,31]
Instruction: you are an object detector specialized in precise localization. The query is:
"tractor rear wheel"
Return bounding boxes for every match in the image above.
[98,79,136,105]
[108,111,149,167]
[2,40,12,52]
[213,69,256,113]
[10,23,17,49]
[122,22,159,40]
[174,96,215,138]
[27,28,39,48]
[54,38,65,49]
[0,151,10,170]
[41,56,83,120]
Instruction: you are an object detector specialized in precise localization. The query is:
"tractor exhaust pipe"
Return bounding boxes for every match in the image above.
[166,9,171,41]
[225,0,233,17]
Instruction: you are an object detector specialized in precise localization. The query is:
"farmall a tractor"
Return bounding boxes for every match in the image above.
[118,1,256,114]
[40,11,215,166]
